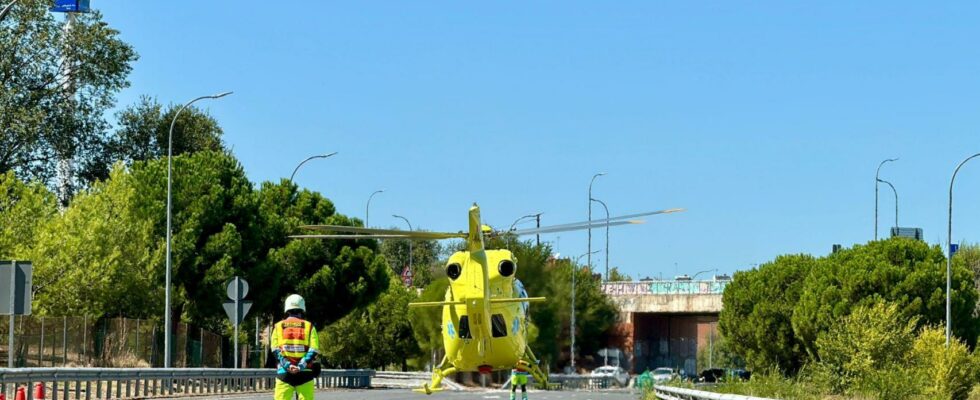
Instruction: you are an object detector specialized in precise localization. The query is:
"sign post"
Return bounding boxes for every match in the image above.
[1,260,33,368]
[222,277,251,368]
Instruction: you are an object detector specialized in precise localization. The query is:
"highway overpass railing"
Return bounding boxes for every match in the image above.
[653,385,774,400]
[0,368,373,399]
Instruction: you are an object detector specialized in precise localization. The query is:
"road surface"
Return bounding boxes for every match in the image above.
[197,388,642,400]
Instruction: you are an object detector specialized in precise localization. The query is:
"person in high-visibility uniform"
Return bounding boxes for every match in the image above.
[271,294,320,400]
[510,359,531,400]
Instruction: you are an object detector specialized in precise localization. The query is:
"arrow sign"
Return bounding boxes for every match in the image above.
[223,300,253,325]
[222,275,250,368]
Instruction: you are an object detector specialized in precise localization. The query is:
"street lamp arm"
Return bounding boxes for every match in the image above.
[0,0,19,22]
[290,151,338,182]
[509,213,542,231]
[366,190,384,227]
[875,158,898,240]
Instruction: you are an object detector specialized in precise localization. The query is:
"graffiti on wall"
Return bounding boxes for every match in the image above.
[601,281,728,296]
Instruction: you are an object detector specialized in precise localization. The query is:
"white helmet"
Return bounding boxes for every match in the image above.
[284,294,306,313]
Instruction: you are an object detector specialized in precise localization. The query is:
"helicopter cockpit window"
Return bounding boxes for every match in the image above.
[491,314,507,337]
[458,316,472,339]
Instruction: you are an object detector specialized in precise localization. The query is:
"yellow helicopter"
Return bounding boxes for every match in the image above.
[292,204,683,394]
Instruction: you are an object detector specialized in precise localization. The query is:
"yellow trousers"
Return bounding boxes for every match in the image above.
[274,379,314,400]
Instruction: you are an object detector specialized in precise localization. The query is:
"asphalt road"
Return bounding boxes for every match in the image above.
[196,388,643,400]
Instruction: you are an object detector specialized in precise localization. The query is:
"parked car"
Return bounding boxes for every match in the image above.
[651,367,677,383]
[697,368,726,383]
[590,365,631,387]
[730,368,751,381]
[697,368,751,383]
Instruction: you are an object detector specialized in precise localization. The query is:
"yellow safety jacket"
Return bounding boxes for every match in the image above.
[271,317,319,368]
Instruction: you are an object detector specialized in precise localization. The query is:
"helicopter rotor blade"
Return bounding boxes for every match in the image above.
[513,220,643,235]
[299,225,467,240]
[510,208,684,236]
[290,234,458,240]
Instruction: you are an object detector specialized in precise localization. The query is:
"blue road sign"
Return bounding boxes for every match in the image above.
[50,0,90,13]
[951,243,960,257]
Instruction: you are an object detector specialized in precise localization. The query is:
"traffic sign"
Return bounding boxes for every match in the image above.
[222,276,251,369]
[226,276,249,300]
[222,300,253,325]
[50,0,90,13]
[0,261,32,315]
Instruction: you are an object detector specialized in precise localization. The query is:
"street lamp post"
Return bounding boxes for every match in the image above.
[165,91,232,368]
[570,250,599,372]
[366,190,384,227]
[946,152,980,346]
[289,152,337,182]
[588,173,606,269]
[590,198,609,281]
[875,158,898,240]
[393,214,413,281]
[877,178,898,232]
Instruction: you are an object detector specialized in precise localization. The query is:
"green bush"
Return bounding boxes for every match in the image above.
[814,302,918,395]
[911,326,975,400]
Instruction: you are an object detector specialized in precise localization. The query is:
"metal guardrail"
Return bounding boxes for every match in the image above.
[653,385,775,400]
[0,368,373,400]
[371,371,462,390]
[546,374,622,390]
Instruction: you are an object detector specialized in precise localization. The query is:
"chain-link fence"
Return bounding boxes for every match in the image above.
[0,316,228,368]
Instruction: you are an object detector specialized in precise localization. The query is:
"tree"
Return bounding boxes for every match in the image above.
[409,278,449,368]
[0,170,57,260]
[106,96,225,172]
[30,165,160,317]
[719,254,816,373]
[813,302,919,396]
[380,232,442,288]
[321,276,421,370]
[0,0,137,202]
[953,244,980,316]
[607,267,632,282]
[720,238,980,376]
[793,239,979,356]
[255,179,390,328]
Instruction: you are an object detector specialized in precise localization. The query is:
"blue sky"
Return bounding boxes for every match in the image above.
[90,1,980,280]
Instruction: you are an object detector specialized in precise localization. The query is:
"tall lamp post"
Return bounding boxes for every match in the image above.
[588,173,606,269]
[570,249,599,372]
[289,152,337,182]
[366,190,384,227]
[946,152,980,346]
[165,91,232,368]
[590,198,610,281]
[877,178,898,233]
[392,214,413,281]
[875,158,898,240]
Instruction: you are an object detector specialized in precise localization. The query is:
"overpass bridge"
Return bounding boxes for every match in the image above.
[601,280,728,376]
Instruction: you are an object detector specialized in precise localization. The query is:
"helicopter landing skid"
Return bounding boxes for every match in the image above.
[414,366,458,395]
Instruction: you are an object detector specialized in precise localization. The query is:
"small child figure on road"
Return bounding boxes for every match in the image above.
[510,359,531,400]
